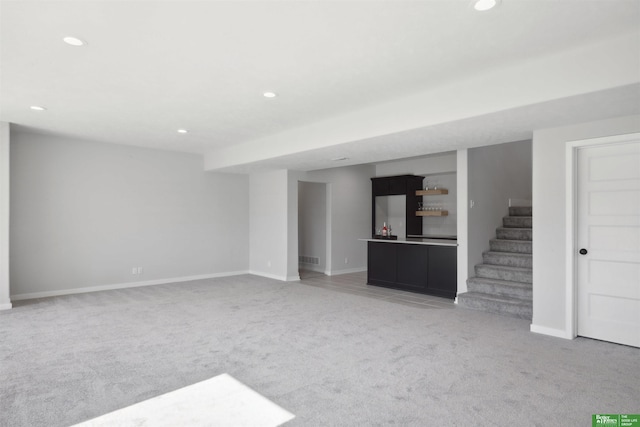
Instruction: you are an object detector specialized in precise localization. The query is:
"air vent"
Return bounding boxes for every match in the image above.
[299,255,320,265]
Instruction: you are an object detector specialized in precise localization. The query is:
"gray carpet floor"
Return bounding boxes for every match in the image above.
[1,273,638,426]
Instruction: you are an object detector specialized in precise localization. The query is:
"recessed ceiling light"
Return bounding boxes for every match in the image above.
[30,105,47,111]
[332,157,348,162]
[177,129,188,134]
[263,92,277,98]
[63,36,85,46]
[473,0,499,11]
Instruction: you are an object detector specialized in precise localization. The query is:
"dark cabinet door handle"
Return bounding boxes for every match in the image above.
[579,248,588,255]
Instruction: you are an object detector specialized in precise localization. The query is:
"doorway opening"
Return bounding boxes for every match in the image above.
[298,181,330,280]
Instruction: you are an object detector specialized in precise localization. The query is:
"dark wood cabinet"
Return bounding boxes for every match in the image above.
[372,177,392,196]
[367,241,396,287]
[389,177,407,194]
[427,246,457,298]
[367,241,457,299]
[371,175,423,237]
[396,244,429,290]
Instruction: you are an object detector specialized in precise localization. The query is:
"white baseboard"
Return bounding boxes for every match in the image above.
[10,270,250,301]
[326,267,367,276]
[530,323,574,340]
[248,271,300,282]
[298,264,325,273]
[0,302,12,310]
[248,271,289,282]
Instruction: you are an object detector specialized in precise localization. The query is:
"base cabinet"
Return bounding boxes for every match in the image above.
[367,242,457,299]
[368,241,396,286]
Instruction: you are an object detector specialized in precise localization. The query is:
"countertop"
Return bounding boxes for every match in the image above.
[360,237,458,247]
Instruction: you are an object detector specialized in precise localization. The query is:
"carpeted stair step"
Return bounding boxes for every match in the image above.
[496,227,532,241]
[502,216,532,228]
[482,251,532,268]
[466,277,532,299]
[457,291,532,320]
[489,239,532,254]
[475,264,532,283]
[509,206,532,217]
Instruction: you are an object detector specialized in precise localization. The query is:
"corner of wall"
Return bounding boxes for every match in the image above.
[0,122,11,309]
[456,149,468,294]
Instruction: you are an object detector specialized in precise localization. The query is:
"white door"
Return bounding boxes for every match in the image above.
[577,139,640,348]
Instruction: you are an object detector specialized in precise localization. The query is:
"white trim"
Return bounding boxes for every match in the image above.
[10,271,250,301]
[249,271,301,281]
[298,264,325,274]
[530,323,574,339]
[0,303,12,310]
[248,271,289,281]
[564,132,640,340]
[326,267,367,276]
[565,141,577,339]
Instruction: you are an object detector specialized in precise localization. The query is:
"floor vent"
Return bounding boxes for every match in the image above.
[299,255,320,265]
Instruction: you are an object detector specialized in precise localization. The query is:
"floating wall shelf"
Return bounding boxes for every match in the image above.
[416,210,449,217]
[416,189,448,196]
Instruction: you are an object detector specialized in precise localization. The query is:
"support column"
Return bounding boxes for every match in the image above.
[0,122,12,309]
[456,148,468,297]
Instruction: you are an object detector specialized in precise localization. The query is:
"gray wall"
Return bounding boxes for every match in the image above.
[10,131,249,297]
[249,169,290,280]
[532,115,640,336]
[306,164,374,274]
[467,140,532,277]
[298,181,327,272]
[421,172,457,237]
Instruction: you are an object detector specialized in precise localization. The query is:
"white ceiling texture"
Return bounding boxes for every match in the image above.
[1,0,639,173]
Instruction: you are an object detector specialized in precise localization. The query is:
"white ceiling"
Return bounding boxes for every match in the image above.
[1,0,639,172]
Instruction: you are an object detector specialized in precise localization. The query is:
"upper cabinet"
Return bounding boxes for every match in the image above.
[371,175,423,197]
[371,175,417,196]
[371,175,424,237]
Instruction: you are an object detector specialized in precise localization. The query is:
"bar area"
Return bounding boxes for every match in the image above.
[363,175,457,299]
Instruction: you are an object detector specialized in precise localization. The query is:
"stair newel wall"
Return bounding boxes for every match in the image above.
[467,140,532,281]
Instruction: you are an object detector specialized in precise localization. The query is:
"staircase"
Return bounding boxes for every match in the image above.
[458,206,532,319]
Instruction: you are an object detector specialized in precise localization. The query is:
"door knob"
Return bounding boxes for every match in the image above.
[579,248,588,255]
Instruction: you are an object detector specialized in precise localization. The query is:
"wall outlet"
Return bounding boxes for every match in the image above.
[137,267,143,275]
[131,267,137,275]
[345,257,348,264]
[267,260,271,268]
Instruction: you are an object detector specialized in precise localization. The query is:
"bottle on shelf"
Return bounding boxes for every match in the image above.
[382,222,388,237]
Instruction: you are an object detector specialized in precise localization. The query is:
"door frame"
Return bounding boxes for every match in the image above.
[564,132,640,339]
[297,180,331,275]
